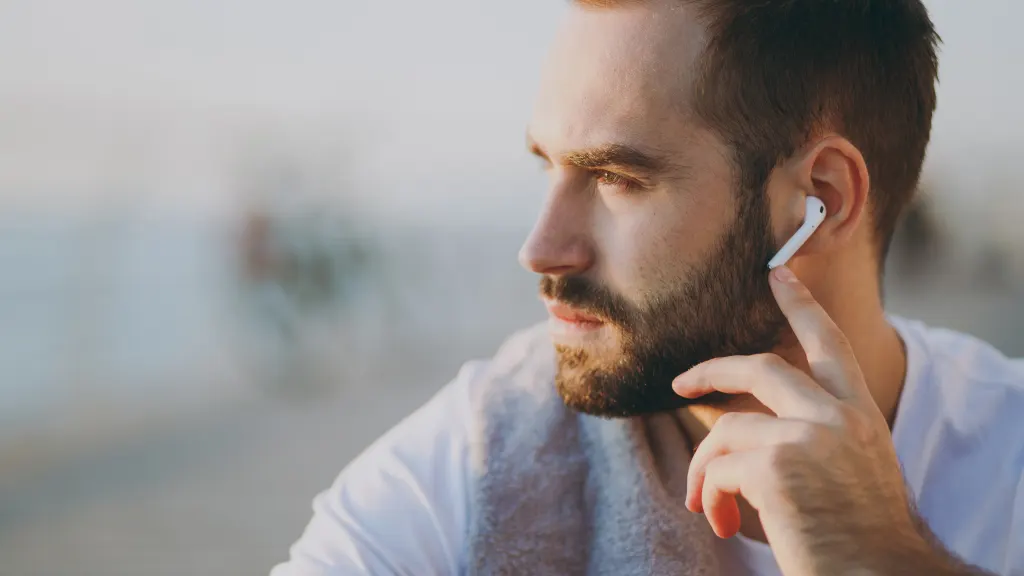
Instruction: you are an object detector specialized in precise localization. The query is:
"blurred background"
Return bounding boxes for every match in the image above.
[0,0,1021,574]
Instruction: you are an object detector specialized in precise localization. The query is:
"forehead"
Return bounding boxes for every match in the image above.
[529,2,708,154]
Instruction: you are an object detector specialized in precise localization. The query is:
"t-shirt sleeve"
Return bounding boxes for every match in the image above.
[269,361,483,576]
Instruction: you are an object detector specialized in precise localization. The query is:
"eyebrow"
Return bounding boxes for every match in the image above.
[527,135,671,175]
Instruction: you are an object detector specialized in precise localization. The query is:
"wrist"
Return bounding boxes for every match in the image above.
[883,532,990,576]
[848,522,965,576]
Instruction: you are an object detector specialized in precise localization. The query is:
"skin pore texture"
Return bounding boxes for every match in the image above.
[519,0,908,543]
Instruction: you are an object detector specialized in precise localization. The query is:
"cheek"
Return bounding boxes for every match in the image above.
[597,191,729,304]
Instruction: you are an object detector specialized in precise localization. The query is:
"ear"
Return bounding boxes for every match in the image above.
[771,135,871,255]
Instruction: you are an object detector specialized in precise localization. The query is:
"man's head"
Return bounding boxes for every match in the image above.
[520,0,939,417]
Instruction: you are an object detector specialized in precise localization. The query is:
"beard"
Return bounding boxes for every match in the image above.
[541,191,789,418]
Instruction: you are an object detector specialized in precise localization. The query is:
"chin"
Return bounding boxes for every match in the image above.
[553,345,729,418]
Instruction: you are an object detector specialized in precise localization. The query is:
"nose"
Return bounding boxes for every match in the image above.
[518,187,595,276]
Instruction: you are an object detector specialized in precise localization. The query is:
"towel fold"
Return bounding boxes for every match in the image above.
[467,324,721,575]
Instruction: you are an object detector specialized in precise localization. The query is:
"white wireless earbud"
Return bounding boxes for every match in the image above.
[767,196,827,270]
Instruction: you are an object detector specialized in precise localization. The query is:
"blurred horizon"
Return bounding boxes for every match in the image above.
[0,1,1022,574]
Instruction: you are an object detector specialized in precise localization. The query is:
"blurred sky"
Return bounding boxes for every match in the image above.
[0,0,1022,433]
[0,0,556,225]
[0,0,1021,229]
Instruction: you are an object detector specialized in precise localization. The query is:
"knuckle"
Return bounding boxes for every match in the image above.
[759,448,791,490]
[834,402,866,429]
[755,353,789,374]
[833,335,853,354]
[823,326,853,351]
[700,421,727,452]
[823,403,879,444]
[837,401,861,422]
[716,411,745,428]
[701,456,723,487]
[706,413,745,451]
[791,422,821,446]
[716,412,741,430]
[818,403,850,427]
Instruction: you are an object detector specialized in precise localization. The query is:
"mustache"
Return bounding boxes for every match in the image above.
[539,276,633,325]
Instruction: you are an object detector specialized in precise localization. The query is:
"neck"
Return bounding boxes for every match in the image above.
[676,254,908,543]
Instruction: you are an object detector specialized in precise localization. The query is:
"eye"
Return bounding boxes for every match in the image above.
[594,170,635,191]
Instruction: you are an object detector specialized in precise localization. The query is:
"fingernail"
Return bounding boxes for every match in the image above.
[773,266,798,283]
[672,378,693,397]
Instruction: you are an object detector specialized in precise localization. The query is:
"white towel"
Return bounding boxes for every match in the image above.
[466,324,721,575]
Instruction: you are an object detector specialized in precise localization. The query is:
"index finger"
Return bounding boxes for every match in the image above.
[769,266,868,403]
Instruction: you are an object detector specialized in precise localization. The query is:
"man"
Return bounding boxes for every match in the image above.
[272,1,1024,574]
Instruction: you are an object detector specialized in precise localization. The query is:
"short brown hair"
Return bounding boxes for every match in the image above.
[576,0,940,265]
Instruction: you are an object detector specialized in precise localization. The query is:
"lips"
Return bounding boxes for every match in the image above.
[544,300,605,325]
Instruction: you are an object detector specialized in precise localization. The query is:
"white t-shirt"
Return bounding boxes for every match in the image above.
[271,317,1024,575]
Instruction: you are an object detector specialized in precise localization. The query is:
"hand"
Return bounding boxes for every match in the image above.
[672,266,949,575]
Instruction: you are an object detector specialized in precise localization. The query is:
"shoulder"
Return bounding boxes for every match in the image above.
[894,316,1024,455]
[328,321,552,489]
[896,316,1024,422]
[890,318,1024,564]
[335,321,552,513]
[271,362,479,575]
[890,318,1024,571]
[272,324,551,575]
